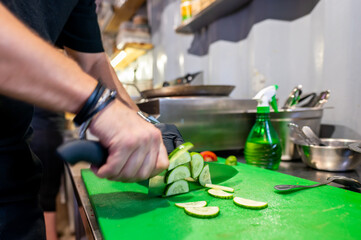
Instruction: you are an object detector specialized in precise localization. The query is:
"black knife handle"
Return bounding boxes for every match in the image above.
[57,140,107,167]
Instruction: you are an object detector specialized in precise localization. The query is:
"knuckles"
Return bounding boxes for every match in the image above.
[137,169,150,180]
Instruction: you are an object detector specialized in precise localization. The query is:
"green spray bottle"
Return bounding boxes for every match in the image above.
[244,85,282,170]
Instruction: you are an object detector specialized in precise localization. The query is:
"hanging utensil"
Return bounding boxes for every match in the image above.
[313,90,330,108]
[282,85,303,109]
[302,126,327,146]
[288,123,313,145]
[297,92,317,107]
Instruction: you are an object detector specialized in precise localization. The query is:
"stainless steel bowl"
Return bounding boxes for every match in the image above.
[296,139,361,171]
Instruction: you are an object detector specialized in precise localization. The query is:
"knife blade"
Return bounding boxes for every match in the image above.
[57,140,238,197]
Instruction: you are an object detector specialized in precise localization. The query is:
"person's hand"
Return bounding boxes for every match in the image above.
[154,123,185,154]
[88,100,169,182]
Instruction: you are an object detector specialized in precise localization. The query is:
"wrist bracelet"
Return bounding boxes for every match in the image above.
[82,88,117,123]
[78,88,117,139]
[73,82,105,126]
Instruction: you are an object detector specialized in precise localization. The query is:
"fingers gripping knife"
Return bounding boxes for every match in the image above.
[59,111,159,165]
[57,111,179,197]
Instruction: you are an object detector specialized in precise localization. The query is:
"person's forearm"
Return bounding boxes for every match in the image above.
[64,48,139,111]
[0,3,96,113]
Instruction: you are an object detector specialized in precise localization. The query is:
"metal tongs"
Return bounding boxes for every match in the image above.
[283,85,303,109]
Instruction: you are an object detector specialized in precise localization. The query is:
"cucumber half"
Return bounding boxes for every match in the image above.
[164,180,189,197]
[175,201,207,208]
[165,165,191,184]
[207,189,233,199]
[233,197,268,209]
[205,184,234,193]
[198,164,212,186]
[168,151,191,171]
[190,152,204,179]
[184,206,219,218]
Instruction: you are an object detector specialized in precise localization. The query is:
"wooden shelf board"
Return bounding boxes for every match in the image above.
[176,0,252,34]
[111,42,153,70]
[102,0,146,34]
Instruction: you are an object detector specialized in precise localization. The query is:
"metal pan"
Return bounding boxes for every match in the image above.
[140,85,235,98]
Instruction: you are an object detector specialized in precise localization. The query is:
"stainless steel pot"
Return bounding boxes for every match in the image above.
[138,97,324,160]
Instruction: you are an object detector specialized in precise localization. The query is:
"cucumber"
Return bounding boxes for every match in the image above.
[165,165,191,184]
[168,151,191,171]
[207,189,233,199]
[175,201,207,208]
[198,164,212,186]
[164,180,189,197]
[233,197,268,209]
[225,155,237,166]
[190,152,204,179]
[205,184,234,193]
[184,206,219,218]
[168,142,194,166]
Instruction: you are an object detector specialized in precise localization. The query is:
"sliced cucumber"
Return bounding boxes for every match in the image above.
[233,197,268,209]
[148,175,167,197]
[168,151,191,171]
[164,180,189,197]
[168,142,194,162]
[205,184,234,193]
[190,152,204,179]
[165,165,191,184]
[198,164,212,186]
[184,206,219,218]
[175,201,207,208]
[207,189,233,199]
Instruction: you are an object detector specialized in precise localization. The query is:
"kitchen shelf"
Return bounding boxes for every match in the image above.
[176,0,252,34]
[100,0,146,34]
[111,42,153,70]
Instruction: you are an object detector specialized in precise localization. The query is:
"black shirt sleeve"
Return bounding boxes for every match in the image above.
[56,0,104,53]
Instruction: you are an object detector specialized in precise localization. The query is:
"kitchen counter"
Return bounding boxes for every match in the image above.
[68,156,361,240]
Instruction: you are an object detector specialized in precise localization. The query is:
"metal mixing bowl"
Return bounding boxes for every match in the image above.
[296,138,361,171]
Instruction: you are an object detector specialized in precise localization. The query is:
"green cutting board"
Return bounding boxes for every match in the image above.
[81,159,361,240]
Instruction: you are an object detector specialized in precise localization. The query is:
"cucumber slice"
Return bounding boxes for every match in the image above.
[190,152,204,179]
[165,165,191,184]
[205,184,234,193]
[168,151,191,171]
[175,201,207,208]
[164,180,189,197]
[207,189,233,199]
[198,164,212,186]
[233,197,268,209]
[184,206,219,218]
[168,142,194,162]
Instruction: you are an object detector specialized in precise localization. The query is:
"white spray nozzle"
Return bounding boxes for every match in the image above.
[253,85,278,111]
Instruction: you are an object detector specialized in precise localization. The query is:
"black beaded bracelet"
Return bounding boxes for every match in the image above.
[78,89,117,139]
[81,89,117,123]
[73,82,105,126]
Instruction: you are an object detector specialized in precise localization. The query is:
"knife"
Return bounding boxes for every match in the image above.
[57,140,211,196]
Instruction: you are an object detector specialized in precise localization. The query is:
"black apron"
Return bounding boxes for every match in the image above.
[0,122,45,239]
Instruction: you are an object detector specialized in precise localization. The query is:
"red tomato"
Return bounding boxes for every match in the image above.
[200,151,217,162]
